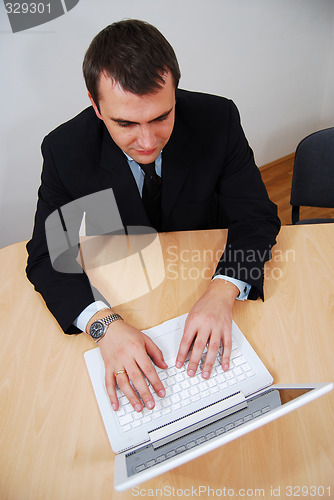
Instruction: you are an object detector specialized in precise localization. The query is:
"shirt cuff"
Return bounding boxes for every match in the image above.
[212,275,251,301]
[73,301,110,332]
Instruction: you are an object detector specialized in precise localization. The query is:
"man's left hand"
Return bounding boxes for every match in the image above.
[176,279,239,378]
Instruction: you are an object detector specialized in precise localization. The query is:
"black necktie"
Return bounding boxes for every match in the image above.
[139,162,162,231]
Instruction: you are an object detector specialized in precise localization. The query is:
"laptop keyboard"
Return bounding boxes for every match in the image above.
[116,340,255,433]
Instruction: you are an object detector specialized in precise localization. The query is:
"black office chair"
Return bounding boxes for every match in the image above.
[290,127,334,224]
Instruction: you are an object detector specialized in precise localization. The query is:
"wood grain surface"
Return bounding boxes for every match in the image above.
[0,225,333,499]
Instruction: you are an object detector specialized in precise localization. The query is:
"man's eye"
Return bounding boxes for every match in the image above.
[156,115,168,122]
[117,122,131,128]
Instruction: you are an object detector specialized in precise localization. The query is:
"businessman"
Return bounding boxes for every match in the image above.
[26,19,280,413]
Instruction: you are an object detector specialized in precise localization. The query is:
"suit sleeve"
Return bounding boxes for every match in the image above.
[26,136,109,334]
[213,101,281,299]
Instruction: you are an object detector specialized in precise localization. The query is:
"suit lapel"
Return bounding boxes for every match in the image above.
[161,110,195,221]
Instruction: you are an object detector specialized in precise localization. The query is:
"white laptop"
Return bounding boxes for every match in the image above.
[84,313,333,491]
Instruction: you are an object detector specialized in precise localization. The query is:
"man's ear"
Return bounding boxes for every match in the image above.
[88,93,103,120]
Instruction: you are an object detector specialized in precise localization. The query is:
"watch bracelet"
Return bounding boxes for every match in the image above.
[95,313,123,342]
[100,313,123,327]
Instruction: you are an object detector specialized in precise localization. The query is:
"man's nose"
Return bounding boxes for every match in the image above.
[137,124,156,150]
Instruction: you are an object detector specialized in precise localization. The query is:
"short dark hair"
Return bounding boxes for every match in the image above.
[82,19,181,106]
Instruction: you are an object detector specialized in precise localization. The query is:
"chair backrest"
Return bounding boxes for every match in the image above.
[290,128,334,215]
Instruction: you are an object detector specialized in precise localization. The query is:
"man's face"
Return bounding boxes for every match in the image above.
[89,71,176,165]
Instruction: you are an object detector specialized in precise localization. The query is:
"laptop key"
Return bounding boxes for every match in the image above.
[119,414,133,426]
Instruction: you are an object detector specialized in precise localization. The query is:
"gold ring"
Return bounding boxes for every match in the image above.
[115,369,127,377]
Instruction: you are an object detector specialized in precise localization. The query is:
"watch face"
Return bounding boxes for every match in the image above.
[89,321,104,339]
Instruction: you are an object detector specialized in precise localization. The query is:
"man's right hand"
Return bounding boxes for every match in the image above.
[87,312,167,412]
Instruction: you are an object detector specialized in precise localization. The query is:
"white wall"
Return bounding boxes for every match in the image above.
[0,0,333,248]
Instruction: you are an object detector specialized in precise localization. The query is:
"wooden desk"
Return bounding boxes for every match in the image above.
[0,225,333,499]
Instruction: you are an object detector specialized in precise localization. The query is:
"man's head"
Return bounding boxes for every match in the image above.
[82,19,180,164]
[83,19,180,105]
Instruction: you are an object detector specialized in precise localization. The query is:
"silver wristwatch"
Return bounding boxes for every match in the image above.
[89,313,123,342]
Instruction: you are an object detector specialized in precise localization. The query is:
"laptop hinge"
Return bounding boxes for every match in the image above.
[149,392,247,449]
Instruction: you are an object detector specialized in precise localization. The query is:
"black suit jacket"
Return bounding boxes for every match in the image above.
[26,89,280,334]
